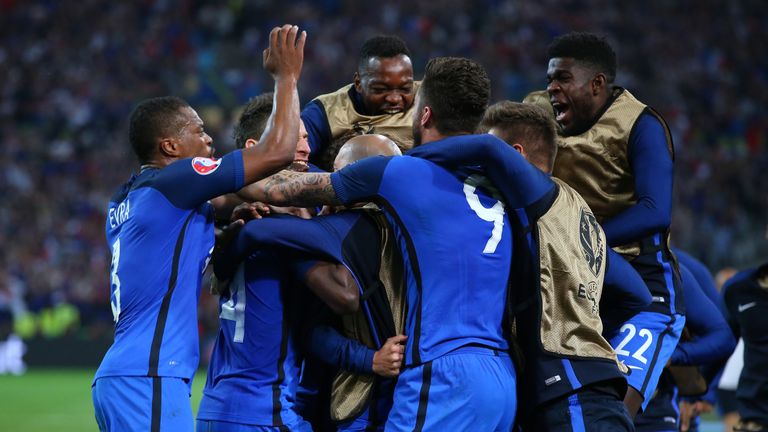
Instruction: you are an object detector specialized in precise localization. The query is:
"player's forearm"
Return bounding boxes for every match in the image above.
[409,135,554,208]
[242,79,300,184]
[602,199,671,247]
[305,324,374,373]
[254,170,341,207]
[671,326,736,366]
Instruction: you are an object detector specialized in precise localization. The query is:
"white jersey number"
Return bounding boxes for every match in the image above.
[109,239,122,323]
[463,175,505,254]
[614,323,654,364]
[220,265,246,343]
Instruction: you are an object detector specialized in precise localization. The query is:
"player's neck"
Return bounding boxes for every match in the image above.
[140,157,172,172]
[140,155,178,171]
[420,129,472,146]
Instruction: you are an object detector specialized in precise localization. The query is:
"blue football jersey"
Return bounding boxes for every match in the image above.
[199,211,383,426]
[198,250,304,426]
[95,151,244,382]
[331,154,513,365]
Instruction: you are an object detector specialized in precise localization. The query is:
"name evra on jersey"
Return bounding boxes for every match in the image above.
[109,199,131,229]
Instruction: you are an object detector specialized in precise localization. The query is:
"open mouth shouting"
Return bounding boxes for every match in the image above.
[551,100,570,124]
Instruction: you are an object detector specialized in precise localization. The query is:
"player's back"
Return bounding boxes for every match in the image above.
[373,156,513,365]
[96,153,244,383]
[97,170,213,382]
[198,251,303,427]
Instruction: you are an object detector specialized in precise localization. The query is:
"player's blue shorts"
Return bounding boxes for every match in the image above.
[525,385,634,432]
[195,419,313,432]
[606,311,685,411]
[385,346,516,432]
[635,384,682,432]
[92,376,193,432]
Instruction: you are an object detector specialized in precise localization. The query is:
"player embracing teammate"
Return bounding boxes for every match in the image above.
[95,27,745,432]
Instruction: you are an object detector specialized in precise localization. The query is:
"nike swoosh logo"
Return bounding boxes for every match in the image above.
[627,365,643,370]
[738,302,757,312]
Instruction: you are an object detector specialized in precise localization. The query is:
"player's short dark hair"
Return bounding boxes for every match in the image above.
[233,93,273,149]
[358,35,411,72]
[419,57,490,135]
[547,32,617,83]
[128,96,190,164]
[480,101,558,172]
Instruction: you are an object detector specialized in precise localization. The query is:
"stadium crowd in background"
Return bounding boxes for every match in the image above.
[0,1,765,369]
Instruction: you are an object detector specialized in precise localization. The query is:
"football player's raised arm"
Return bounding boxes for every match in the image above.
[241,25,307,184]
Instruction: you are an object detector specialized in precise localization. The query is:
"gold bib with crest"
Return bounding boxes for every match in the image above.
[550,88,674,258]
[313,83,420,171]
[535,179,627,372]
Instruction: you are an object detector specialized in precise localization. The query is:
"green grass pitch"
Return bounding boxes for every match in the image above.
[0,368,725,431]
[0,368,207,431]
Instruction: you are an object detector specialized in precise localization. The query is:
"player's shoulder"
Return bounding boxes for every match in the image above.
[109,174,137,204]
[155,155,230,186]
[722,267,757,297]
[312,84,355,105]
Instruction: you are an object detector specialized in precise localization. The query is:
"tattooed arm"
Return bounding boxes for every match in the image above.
[237,170,342,207]
[239,155,392,208]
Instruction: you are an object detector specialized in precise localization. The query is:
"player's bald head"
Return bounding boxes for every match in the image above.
[333,134,402,171]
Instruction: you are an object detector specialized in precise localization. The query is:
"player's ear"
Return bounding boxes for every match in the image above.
[592,73,607,95]
[512,143,526,157]
[244,138,258,149]
[420,106,433,128]
[158,136,181,158]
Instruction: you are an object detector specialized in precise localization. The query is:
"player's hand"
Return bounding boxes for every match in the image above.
[263,24,306,81]
[678,400,712,431]
[231,201,270,222]
[372,335,407,377]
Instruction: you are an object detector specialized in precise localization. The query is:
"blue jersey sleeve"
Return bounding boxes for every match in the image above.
[672,265,736,365]
[151,150,245,210]
[600,249,652,333]
[674,249,728,315]
[301,100,332,158]
[406,134,555,210]
[304,324,375,374]
[214,213,361,280]
[601,113,673,246]
[329,156,392,205]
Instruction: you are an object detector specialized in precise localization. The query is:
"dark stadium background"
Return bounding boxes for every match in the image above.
[0,1,764,430]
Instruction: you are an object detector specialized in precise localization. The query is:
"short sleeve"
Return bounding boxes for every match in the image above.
[152,150,245,209]
[330,156,392,205]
